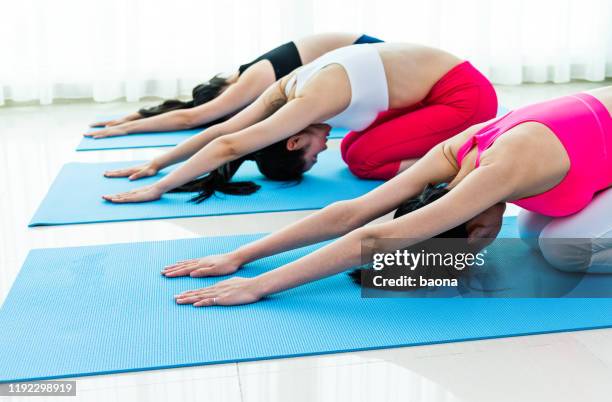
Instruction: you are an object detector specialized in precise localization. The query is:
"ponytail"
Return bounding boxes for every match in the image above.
[170,139,307,204]
[138,99,195,118]
[137,75,230,127]
[169,155,261,203]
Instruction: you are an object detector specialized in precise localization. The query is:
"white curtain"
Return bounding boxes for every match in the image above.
[1,0,611,105]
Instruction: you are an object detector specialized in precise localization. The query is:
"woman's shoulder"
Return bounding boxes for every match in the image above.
[444,121,489,159]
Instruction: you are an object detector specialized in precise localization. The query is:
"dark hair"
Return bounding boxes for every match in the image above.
[169,139,306,203]
[393,183,469,237]
[137,75,230,127]
[349,183,472,287]
[169,94,308,203]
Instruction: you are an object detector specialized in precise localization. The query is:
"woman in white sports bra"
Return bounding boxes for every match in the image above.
[102,42,497,204]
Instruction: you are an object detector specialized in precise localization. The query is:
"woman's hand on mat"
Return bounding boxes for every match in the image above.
[102,184,164,203]
[89,118,122,127]
[162,253,242,278]
[83,126,128,139]
[175,277,264,307]
[90,113,141,128]
[104,162,159,180]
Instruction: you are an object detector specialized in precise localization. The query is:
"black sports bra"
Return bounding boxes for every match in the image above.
[237,42,303,80]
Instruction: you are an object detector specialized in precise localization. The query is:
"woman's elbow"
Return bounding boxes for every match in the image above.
[175,110,198,129]
[326,200,366,232]
[347,226,384,248]
[210,137,241,160]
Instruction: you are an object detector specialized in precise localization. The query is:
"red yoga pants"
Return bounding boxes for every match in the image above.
[340,61,498,179]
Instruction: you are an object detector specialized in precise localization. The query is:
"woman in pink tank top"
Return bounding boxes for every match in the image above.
[164,88,612,307]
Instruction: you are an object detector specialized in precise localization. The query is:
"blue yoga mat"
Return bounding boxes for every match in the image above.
[3,217,612,382]
[76,106,510,151]
[77,125,349,151]
[29,151,382,226]
[77,127,203,151]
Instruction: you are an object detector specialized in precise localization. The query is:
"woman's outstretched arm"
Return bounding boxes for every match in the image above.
[102,81,325,203]
[174,151,518,306]
[90,112,142,128]
[103,79,290,181]
[85,65,272,138]
[163,143,459,277]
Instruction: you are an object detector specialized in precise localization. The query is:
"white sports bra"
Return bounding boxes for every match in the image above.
[284,44,389,131]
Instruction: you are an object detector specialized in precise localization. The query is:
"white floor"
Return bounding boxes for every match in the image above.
[1,81,612,402]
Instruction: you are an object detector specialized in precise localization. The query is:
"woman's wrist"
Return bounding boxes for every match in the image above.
[150,158,164,171]
[118,120,138,133]
[251,274,275,298]
[152,179,175,194]
[231,247,255,266]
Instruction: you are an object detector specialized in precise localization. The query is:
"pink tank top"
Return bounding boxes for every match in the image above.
[456,93,612,217]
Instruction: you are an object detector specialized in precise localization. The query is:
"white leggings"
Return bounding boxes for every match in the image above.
[517,187,612,273]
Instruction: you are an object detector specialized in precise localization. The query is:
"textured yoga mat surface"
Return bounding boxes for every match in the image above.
[77,125,349,151]
[77,127,202,151]
[2,217,612,382]
[76,106,510,151]
[29,151,382,226]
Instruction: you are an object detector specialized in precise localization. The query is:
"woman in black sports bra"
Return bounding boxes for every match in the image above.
[86,33,383,139]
